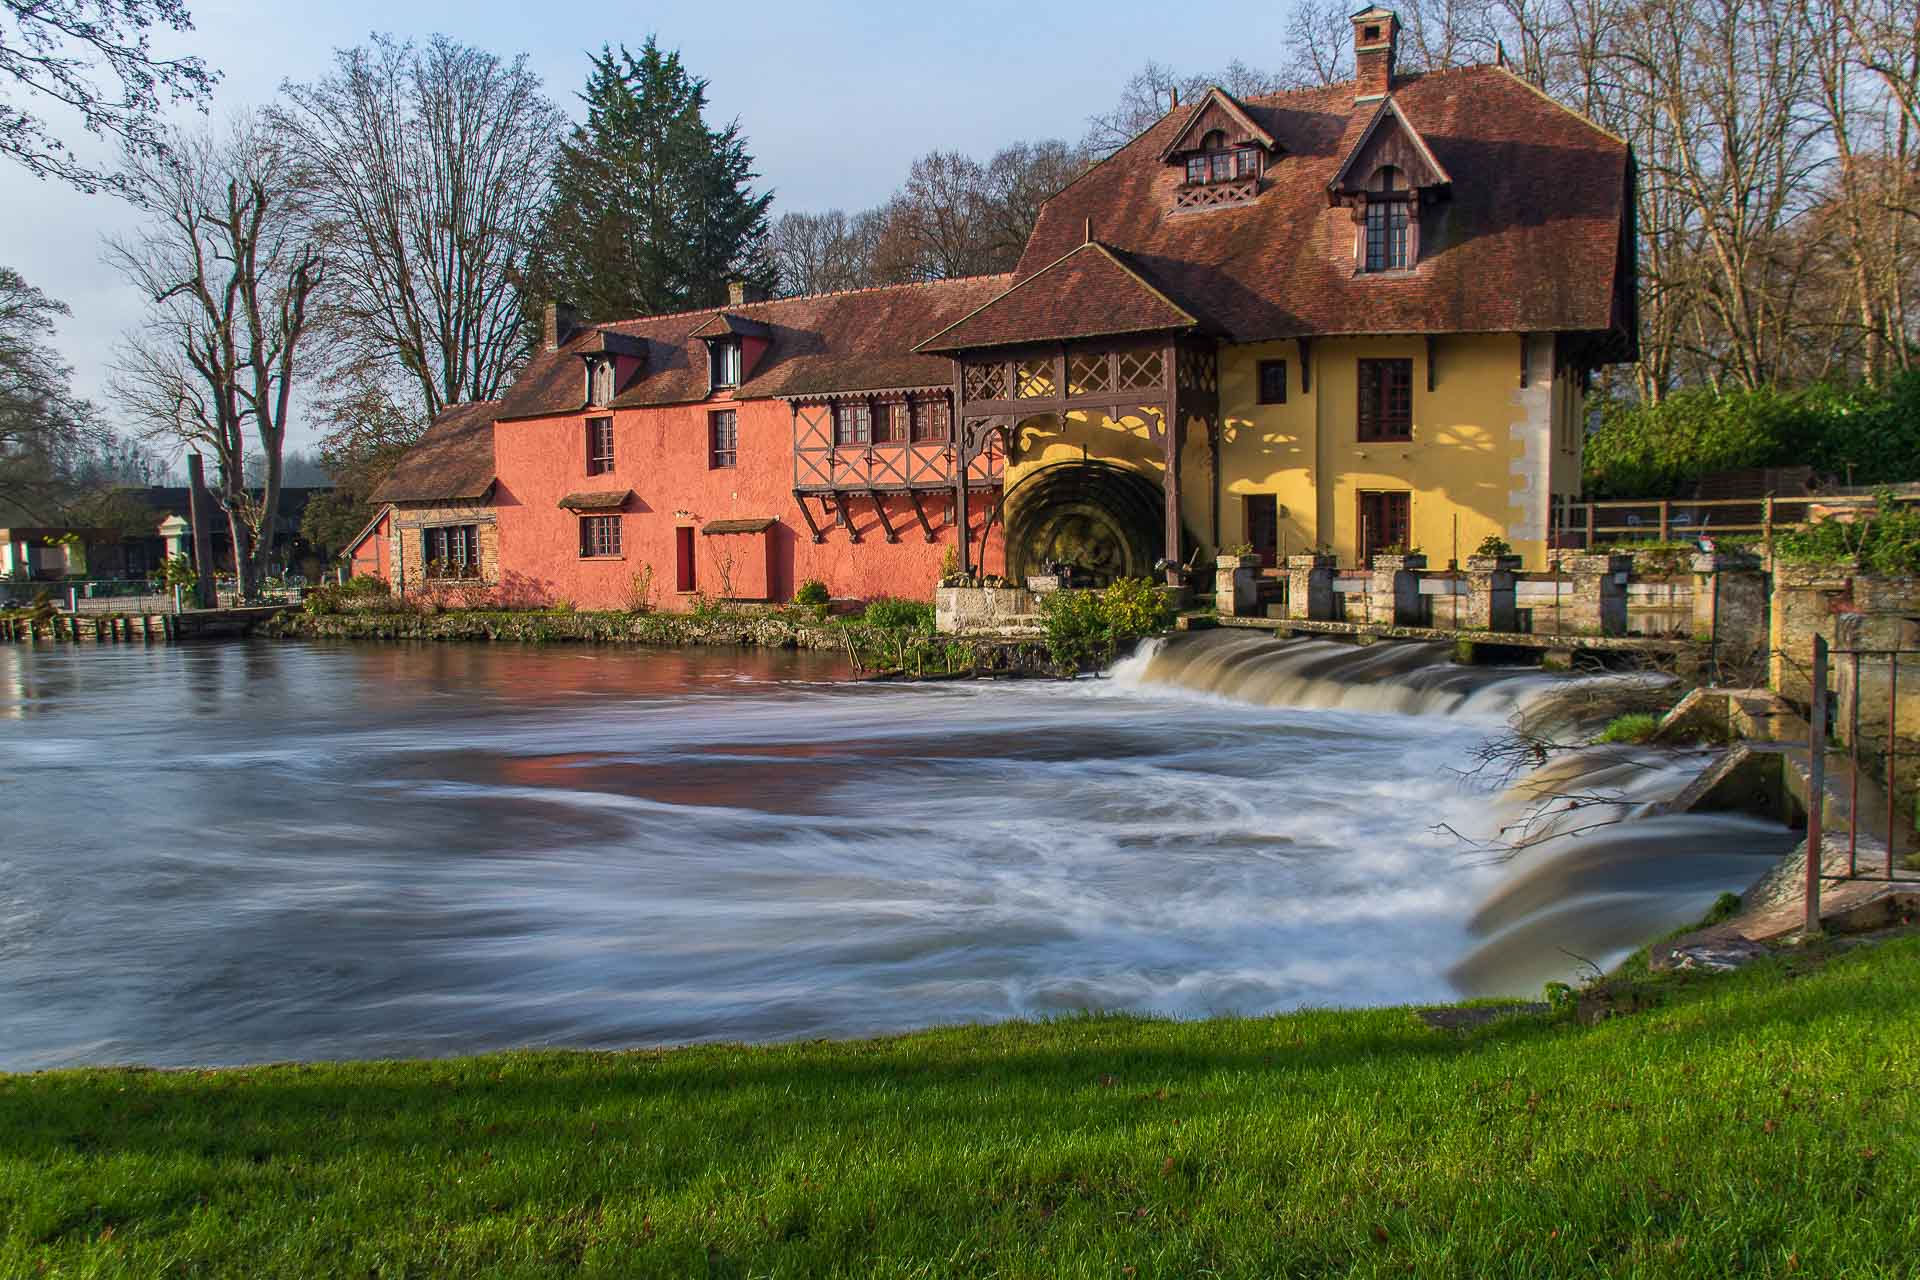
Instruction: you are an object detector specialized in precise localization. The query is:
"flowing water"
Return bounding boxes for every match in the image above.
[0,631,1792,1070]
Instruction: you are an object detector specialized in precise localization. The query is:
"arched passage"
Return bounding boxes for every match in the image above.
[1001,460,1167,586]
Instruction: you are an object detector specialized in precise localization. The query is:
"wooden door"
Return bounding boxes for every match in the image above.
[675,526,696,593]
[1357,490,1410,564]
[1245,494,1278,568]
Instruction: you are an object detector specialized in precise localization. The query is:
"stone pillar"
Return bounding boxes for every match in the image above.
[1215,554,1260,618]
[1546,551,1630,636]
[1768,563,1852,706]
[1368,553,1427,627]
[1464,554,1521,632]
[1287,553,1336,622]
[1690,550,1767,661]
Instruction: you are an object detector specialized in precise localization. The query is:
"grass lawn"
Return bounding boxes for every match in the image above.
[3,937,1917,1278]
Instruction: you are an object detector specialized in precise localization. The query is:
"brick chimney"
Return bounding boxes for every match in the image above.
[542,301,580,351]
[1352,7,1401,102]
[727,280,768,306]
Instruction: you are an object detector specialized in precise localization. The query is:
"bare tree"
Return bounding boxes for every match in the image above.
[270,35,562,421]
[106,116,324,598]
[0,0,218,193]
[1282,0,1359,87]
[770,209,885,296]
[983,140,1093,261]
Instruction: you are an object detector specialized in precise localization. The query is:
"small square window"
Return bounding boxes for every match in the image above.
[1186,156,1206,184]
[1258,360,1288,405]
[579,514,622,558]
[709,409,737,468]
[833,402,870,446]
[909,399,951,443]
[424,524,481,579]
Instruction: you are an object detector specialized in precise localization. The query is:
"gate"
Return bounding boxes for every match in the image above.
[1803,633,1920,929]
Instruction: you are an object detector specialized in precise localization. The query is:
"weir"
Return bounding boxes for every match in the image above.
[1116,630,1799,993]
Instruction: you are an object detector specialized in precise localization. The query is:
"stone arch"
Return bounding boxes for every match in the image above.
[1001,460,1168,586]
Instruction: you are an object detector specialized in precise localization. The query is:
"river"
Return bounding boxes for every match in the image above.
[0,634,1791,1069]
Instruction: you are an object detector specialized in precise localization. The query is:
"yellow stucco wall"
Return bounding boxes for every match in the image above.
[995,332,1585,574]
[1219,333,1581,568]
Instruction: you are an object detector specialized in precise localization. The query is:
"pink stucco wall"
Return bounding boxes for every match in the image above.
[347,511,389,583]
[492,395,1003,611]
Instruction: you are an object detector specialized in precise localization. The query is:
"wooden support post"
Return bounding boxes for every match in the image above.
[1162,408,1182,585]
[1763,495,1775,562]
[1659,498,1671,542]
[1805,634,1827,934]
[1585,502,1595,550]
[953,365,971,578]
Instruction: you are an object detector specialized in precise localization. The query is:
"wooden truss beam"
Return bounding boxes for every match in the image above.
[866,489,899,544]
[906,490,938,543]
[832,491,860,544]
[793,492,829,544]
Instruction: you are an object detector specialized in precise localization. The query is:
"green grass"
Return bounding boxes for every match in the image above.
[1596,712,1663,745]
[4,939,1918,1277]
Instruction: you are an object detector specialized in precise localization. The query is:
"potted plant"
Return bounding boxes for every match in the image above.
[1466,534,1522,573]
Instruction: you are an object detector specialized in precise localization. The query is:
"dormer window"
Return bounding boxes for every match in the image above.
[1363,167,1411,272]
[588,357,615,407]
[709,339,742,391]
[1183,131,1261,186]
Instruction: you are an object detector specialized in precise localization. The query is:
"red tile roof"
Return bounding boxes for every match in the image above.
[1017,65,1630,343]
[916,242,1201,353]
[495,275,1014,420]
[370,400,499,503]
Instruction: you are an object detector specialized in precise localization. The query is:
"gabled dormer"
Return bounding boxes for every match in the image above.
[1327,97,1452,274]
[689,311,772,394]
[573,329,647,408]
[1158,86,1281,213]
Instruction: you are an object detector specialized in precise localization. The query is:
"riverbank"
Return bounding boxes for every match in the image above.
[267,604,1060,676]
[3,934,1915,1277]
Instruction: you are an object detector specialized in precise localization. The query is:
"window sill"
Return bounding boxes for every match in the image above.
[578,554,625,562]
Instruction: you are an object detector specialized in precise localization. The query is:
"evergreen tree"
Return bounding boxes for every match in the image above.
[529,39,775,324]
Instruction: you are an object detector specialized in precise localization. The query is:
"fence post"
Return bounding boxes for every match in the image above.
[1763,495,1775,562]
[1659,499,1671,542]
[1805,633,1827,934]
[1584,502,1595,550]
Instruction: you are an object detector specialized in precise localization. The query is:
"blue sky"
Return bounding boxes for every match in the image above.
[0,0,1286,445]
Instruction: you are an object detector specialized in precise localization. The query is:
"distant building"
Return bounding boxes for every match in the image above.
[365,7,1635,607]
[2,487,337,584]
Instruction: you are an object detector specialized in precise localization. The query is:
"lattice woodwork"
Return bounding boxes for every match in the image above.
[1015,358,1055,399]
[964,362,1007,401]
[1177,347,1218,395]
[1115,350,1164,390]
[1173,178,1259,212]
[1067,353,1111,396]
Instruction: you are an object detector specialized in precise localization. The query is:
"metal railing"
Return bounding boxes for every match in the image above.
[1804,633,1920,930]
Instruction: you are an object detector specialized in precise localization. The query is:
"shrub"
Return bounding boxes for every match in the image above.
[862,597,933,630]
[1039,577,1174,672]
[1475,534,1512,558]
[1583,370,1920,498]
[1596,712,1662,745]
[794,579,831,615]
[625,565,656,614]
[1775,490,1920,576]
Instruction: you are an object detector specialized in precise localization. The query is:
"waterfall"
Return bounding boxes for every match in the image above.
[1111,630,1795,994]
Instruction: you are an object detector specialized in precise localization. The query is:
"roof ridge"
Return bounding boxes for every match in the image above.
[590,272,1018,333]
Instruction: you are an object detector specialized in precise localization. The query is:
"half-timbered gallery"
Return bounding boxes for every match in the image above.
[351,7,1635,609]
